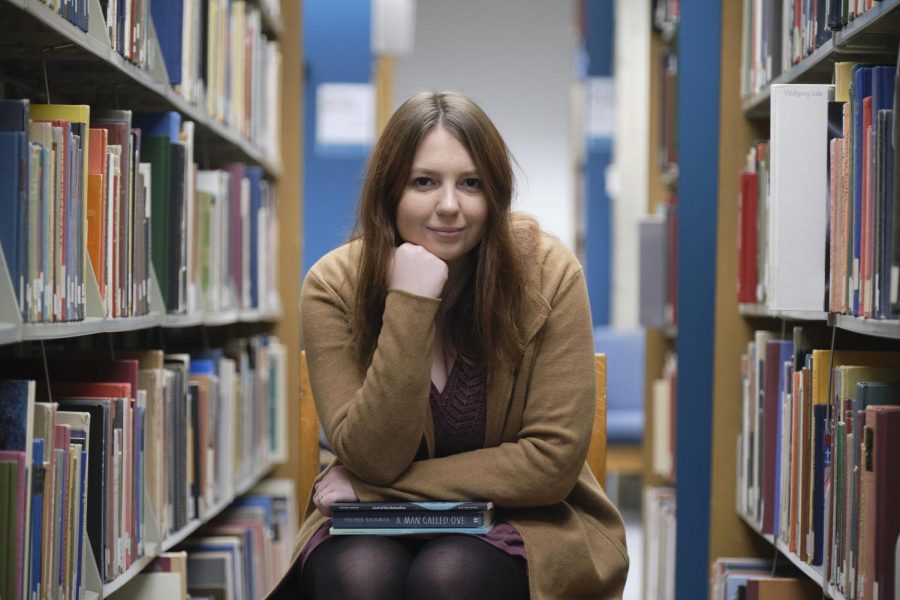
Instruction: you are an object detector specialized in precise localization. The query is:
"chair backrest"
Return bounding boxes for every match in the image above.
[587,353,608,485]
[298,351,609,500]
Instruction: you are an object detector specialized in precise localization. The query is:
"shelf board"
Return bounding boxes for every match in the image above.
[101,554,156,598]
[161,518,204,552]
[833,314,900,339]
[204,309,239,327]
[776,309,828,321]
[102,312,163,332]
[161,311,206,328]
[738,304,828,321]
[0,0,282,178]
[738,303,773,318]
[21,316,104,340]
[0,323,20,346]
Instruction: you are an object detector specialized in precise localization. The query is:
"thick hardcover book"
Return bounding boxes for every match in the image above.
[768,84,834,312]
[332,511,490,530]
[0,98,28,318]
[332,526,492,536]
[811,403,830,566]
[332,502,495,535]
[866,406,900,600]
[332,501,493,512]
[150,0,185,84]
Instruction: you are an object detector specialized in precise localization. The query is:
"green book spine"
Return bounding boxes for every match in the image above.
[142,136,172,309]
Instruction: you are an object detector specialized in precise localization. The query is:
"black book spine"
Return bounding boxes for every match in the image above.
[332,511,487,530]
[827,0,844,30]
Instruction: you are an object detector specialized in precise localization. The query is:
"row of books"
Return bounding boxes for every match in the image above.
[638,197,678,331]
[33,0,282,155]
[329,502,495,536]
[39,0,90,33]
[0,101,280,323]
[651,353,677,482]
[158,0,283,155]
[740,0,834,99]
[101,482,295,600]
[643,486,675,600]
[736,327,900,600]
[710,557,821,600]
[0,334,287,599]
[735,58,900,315]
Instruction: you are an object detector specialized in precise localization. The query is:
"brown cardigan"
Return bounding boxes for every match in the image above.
[274,223,629,599]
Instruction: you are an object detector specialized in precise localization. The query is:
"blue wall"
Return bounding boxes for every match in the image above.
[675,0,721,597]
[302,0,373,273]
[584,0,615,326]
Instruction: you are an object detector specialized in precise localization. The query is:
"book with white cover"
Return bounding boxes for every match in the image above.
[767,84,834,312]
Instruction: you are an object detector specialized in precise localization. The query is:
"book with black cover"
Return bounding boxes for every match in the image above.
[331,502,495,534]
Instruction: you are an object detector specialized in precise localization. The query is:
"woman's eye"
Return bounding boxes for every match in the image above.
[412,177,433,188]
[461,178,482,190]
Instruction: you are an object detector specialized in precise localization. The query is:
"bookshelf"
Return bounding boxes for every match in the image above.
[0,0,304,598]
[700,0,900,598]
[743,0,900,118]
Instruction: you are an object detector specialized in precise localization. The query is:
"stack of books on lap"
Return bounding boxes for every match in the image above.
[330,502,494,536]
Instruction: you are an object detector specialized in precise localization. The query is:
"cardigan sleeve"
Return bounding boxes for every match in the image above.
[301,268,441,485]
[349,269,597,508]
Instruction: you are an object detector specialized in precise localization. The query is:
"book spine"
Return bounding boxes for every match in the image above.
[332,512,488,530]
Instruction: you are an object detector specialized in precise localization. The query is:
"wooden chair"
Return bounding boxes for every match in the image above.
[297,351,609,503]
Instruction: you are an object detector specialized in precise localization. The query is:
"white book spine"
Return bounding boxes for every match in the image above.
[768,84,834,312]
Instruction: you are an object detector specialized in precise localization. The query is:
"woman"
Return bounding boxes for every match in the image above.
[271,91,628,599]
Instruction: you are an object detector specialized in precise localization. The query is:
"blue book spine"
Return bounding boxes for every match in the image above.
[0,133,22,314]
[31,439,45,600]
[772,341,794,537]
[0,100,29,319]
[132,112,182,143]
[150,0,184,84]
[852,66,873,315]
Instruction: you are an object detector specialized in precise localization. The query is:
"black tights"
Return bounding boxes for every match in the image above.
[301,535,530,600]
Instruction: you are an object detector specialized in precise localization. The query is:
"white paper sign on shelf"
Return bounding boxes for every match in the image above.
[586,76,615,140]
[315,83,376,147]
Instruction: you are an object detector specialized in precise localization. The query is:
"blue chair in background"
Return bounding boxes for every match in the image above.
[593,327,645,478]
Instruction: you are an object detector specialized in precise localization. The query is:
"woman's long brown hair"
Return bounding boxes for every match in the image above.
[351,91,530,371]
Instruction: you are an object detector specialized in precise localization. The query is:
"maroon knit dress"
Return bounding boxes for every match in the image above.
[300,360,526,566]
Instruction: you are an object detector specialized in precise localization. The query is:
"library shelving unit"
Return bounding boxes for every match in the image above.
[0,0,304,598]
[698,0,900,598]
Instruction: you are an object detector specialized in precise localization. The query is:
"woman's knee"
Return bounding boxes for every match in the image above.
[304,536,411,600]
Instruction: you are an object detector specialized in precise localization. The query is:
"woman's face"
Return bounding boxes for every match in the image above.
[396,126,488,269]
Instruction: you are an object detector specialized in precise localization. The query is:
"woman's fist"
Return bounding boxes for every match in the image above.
[389,243,449,298]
